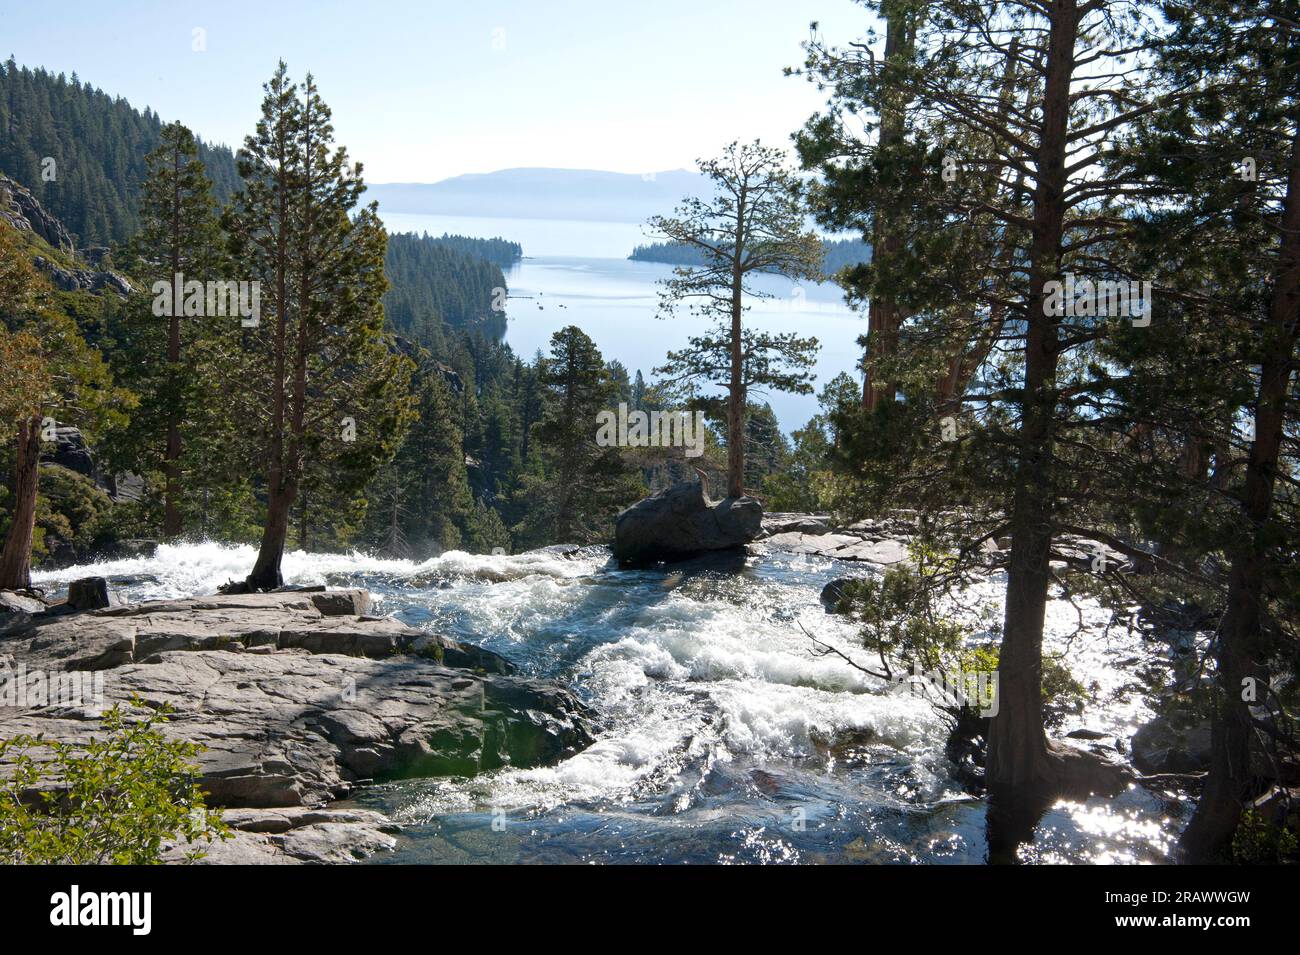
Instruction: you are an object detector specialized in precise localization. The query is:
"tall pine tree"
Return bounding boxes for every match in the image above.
[224,65,412,589]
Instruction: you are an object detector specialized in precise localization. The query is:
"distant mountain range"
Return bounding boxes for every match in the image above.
[365,167,712,224]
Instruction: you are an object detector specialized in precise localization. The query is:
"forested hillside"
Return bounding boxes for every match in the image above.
[0,63,683,569]
[383,232,518,344]
[629,235,870,277]
[422,233,522,267]
[0,59,240,245]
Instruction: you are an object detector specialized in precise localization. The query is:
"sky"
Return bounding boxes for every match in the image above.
[1,0,876,183]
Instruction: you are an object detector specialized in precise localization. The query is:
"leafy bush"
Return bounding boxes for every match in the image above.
[834,543,966,678]
[33,464,115,563]
[959,643,1086,724]
[834,543,1085,724]
[1232,808,1298,864]
[0,697,228,864]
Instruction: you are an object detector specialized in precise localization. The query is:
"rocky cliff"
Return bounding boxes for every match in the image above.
[0,172,132,294]
[0,172,74,252]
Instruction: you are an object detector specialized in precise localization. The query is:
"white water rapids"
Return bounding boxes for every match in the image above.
[33,540,1188,863]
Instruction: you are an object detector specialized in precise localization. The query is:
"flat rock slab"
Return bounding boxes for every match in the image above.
[0,648,595,808]
[763,532,862,555]
[829,538,910,565]
[164,807,397,865]
[761,515,832,536]
[762,532,911,566]
[0,589,507,674]
[759,514,1142,577]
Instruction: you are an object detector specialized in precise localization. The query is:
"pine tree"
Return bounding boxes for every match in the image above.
[796,0,927,408]
[0,226,130,588]
[130,121,220,538]
[650,141,823,499]
[224,65,412,589]
[513,326,644,546]
[799,0,1172,833]
[0,59,239,245]
[1118,0,1300,862]
[363,366,475,555]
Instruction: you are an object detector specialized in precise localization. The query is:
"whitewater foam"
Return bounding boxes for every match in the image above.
[33,539,1172,862]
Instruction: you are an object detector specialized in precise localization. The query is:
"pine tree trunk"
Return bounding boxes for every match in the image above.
[162,141,184,539]
[248,483,293,590]
[863,9,907,410]
[1180,124,1300,862]
[985,0,1077,795]
[0,416,43,590]
[247,150,291,591]
[727,268,746,499]
[727,187,747,500]
[162,306,182,537]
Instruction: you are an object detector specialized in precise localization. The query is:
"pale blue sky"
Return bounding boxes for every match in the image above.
[1,0,875,183]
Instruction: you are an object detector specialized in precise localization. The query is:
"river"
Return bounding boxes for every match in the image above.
[33,541,1186,864]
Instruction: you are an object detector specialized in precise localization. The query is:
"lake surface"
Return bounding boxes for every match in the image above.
[380,211,867,432]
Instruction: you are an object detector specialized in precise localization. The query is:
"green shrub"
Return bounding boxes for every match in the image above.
[834,543,1086,723]
[0,696,228,864]
[1233,808,1298,864]
[837,568,966,676]
[959,643,1086,722]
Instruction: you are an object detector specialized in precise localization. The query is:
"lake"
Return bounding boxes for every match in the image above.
[379,211,867,432]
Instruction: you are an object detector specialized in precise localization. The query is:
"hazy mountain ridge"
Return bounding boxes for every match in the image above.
[367,167,712,224]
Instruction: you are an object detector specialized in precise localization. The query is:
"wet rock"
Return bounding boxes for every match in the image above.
[1065,728,1109,741]
[1130,715,1212,774]
[810,726,877,760]
[613,481,762,567]
[407,632,514,674]
[945,706,992,793]
[0,649,595,809]
[1051,740,1132,798]
[820,577,857,611]
[0,588,593,813]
